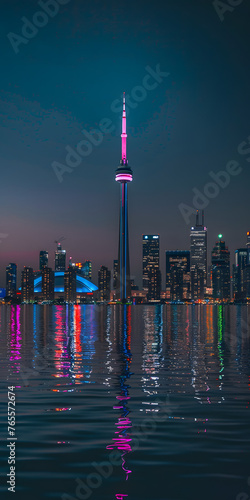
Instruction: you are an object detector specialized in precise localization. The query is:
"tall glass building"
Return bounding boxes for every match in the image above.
[39,250,48,270]
[98,266,111,302]
[55,243,66,271]
[234,248,248,300]
[82,260,92,280]
[190,210,207,299]
[21,267,34,303]
[166,250,190,301]
[211,235,230,301]
[142,235,161,300]
[6,263,17,298]
[190,211,207,277]
[42,267,54,301]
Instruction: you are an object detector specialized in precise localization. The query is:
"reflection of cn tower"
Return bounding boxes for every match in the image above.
[115,93,133,303]
[107,305,133,494]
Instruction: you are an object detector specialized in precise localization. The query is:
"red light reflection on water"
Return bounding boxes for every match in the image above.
[74,305,82,357]
[52,306,72,383]
[73,305,84,382]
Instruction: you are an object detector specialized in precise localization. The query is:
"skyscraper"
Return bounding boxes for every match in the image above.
[115,93,133,303]
[147,266,161,301]
[82,260,92,280]
[190,210,207,299]
[39,250,48,270]
[234,248,248,300]
[244,231,250,300]
[98,266,111,302]
[64,266,77,303]
[55,243,66,271]
[247,231,250,251]
[42,267,54,301]
[113,259,118,290]
[166,251,190,301]
[244,266,250,300]
[191,267,205,301]
[6,263,17,298]
[143,235,160,293]
[21,267,34,303]
[211,235,230,302]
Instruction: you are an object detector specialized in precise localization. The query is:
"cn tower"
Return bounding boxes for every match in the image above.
[115,93,133,303]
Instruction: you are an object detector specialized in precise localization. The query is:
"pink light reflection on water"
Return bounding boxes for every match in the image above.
[9,305,22,374]
[107,395,132,479]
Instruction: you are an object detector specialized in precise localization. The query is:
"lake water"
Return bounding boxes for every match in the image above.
[1,304,250,500]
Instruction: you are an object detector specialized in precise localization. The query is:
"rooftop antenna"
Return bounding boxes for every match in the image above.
[54,237,66,246]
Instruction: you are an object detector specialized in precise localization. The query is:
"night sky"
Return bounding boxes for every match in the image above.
[1,0,250,287]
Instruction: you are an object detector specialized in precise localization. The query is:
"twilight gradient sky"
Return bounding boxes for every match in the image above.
[0,0,250,286]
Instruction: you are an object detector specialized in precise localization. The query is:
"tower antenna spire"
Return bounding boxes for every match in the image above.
[121,92,127,165]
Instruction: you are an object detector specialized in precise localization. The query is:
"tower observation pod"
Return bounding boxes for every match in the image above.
[115,93,133,303]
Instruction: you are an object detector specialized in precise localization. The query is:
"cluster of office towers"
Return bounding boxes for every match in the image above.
[134,210,250,303]
[96,210,250,304]
[5,243,92,303]
[4,212,250,304]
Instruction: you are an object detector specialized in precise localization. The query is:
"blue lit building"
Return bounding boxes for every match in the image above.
[19,271,98,300]
[34,272,97,293]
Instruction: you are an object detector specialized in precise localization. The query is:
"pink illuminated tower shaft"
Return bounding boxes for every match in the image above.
[115,93,133,302]
[121,92,127,164]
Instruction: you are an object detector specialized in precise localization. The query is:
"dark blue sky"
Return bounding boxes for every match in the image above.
[0,0,250,286]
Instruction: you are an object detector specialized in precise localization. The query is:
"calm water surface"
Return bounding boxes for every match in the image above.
[0,304,250,500]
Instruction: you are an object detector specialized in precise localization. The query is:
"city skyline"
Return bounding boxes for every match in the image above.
[0,223,250,287]
[1,1,250,289]
[1,227,250,301]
